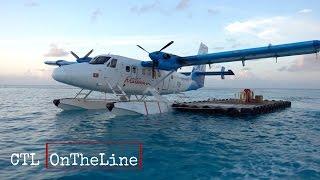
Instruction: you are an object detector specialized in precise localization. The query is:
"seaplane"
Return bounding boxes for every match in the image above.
[45,40,320,115]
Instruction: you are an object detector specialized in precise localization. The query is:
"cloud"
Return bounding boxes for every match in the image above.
[225,16,287,41]
[130,0,160,14]
[130,0,191,16]
[230,43,243,48]
[212,47,224,50]
[0,72,55,85]
[207,8,220,15]
[24,68,51,77]
[278,54,320,72]
[228,68,257,80]
[298,9,312,13]
[0,67,55,85]
[226,38,236,42]
[44,44,69,57]
[225,16,320,42]
[24,0,38,7]
[225,38,244,48]
[176,0,190,10]
[187,12,193,19]
[91,9,102,22]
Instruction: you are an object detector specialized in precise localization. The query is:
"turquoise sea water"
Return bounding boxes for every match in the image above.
[0,85,320,179]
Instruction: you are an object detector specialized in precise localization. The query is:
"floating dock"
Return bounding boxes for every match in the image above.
[172,99,291,116]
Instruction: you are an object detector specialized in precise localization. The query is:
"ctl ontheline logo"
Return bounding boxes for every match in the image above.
[10,141,143,169]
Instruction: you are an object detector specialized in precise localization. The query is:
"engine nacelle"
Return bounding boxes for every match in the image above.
[141,51,182,70]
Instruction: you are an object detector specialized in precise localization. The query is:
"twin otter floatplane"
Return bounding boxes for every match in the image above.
[45,40,320,115]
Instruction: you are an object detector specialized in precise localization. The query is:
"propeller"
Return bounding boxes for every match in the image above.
[137,45,149,53]
[70,51,79,59]
[159,41,174,52]
[84,49,93,58]
[70,49,94,63]
[137,41,174,78]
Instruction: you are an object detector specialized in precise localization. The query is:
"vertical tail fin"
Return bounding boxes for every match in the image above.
[190,43,208,89]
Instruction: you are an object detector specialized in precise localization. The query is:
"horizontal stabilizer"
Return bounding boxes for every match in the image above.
[181,70,235,76]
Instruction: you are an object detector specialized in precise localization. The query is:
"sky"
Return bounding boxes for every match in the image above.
[0,0,320,88]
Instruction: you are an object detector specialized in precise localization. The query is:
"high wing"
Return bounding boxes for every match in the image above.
[141,40,320,71]
[44,60,76,66]
[179,40,320,66]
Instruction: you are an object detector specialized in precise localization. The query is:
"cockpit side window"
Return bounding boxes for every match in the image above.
[110,59,117,68]
[89,56,111,64]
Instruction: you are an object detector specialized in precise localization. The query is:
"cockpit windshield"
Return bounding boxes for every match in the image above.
[89,56,111,64]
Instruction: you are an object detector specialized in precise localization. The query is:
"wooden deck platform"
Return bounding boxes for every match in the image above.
[172,99,291,116]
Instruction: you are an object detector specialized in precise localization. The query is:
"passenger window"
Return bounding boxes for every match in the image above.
[126,66,130,72]
[110,59,117,68]
[132,66,136,73]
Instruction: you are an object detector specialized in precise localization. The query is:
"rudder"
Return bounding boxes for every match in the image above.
[191,43,208,89]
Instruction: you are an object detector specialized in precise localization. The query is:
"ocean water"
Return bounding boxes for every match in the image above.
[0,85,320,179]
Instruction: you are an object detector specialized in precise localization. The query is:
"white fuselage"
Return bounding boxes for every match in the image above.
[52,55,196,95]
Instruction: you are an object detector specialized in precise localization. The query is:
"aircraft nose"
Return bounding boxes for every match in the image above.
[52,67,66,83]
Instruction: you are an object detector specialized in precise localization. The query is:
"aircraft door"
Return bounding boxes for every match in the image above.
[131,66,137,78]
[167,74,173,90]
[105,58,119,88]
[161,72,171,91]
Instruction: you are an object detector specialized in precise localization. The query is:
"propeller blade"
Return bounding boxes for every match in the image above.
[70,51,80,59]
[137,45,149,53]
[159,41,174,52]
[84,49,93,58]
